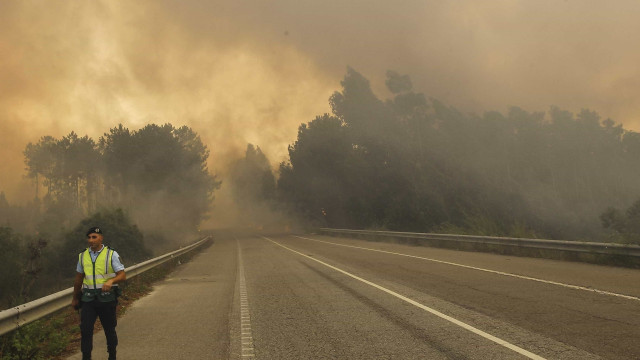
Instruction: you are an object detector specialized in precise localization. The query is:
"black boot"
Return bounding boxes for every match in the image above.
[108,347,117,360]
[82,353,91,360]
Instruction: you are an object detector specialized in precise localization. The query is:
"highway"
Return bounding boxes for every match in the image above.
[68,232,640,359]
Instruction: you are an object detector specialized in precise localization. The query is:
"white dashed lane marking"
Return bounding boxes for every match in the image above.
[238,241,255,358]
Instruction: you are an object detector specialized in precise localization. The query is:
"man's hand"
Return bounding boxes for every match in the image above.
[71,296,80,310]
[102,270,125,293]
[73,272,84,309]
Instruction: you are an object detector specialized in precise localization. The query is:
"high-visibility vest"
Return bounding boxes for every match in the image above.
[79,246,118,290]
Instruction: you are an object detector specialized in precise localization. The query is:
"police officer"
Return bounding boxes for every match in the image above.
[71,227,126,360]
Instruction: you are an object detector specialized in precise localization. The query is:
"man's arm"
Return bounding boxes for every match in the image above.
[102,270,126,292]
[71,272,84,309]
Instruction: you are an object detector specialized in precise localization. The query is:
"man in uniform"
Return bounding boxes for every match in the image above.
[71,227,126,360]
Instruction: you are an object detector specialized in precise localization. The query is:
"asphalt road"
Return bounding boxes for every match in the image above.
[68,232,640,359]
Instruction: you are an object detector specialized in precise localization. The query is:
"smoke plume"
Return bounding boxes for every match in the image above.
[3,0,640,212]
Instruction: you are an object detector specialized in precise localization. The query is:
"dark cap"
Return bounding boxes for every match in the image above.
[86,227,103,236]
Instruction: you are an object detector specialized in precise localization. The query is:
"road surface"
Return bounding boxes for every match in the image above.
[68,232,640,359]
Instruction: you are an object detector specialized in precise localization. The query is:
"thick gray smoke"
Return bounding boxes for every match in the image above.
[2,1,640,223]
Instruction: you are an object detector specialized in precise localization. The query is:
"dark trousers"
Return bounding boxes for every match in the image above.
[80,299,118,355]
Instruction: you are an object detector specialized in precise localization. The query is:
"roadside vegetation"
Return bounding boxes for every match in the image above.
[0,123,216,358]
[0,243,206,359]
[229,69,640,244]
[0,123,218,310]
[3,69,640,351]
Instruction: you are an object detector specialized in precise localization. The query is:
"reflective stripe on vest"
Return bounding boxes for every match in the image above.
[80,246,118,290]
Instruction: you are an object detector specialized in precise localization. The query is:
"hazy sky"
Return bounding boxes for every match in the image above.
[2,0,640,203]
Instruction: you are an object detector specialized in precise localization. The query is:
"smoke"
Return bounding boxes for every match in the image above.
[155,0,640,122]
[0,1,335,203]
[3,1,640,211]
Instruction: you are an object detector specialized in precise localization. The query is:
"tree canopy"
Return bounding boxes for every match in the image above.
[4,123,217,307]
[100,123,220,234]
[23,123,219,237]
[226,144,279,228]
[278,68,640,240]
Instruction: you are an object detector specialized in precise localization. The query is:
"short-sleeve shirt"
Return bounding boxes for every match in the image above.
[76,245,125,273]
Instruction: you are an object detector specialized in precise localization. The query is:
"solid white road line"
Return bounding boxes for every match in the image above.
[264,236,545,360]
[295,235,640,302]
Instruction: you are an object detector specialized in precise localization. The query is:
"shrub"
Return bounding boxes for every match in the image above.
[57,208,152,278]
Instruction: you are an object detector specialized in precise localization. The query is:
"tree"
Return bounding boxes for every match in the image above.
[600,200,640,244]
[99,124,135,204]
[279,114,358,227]
[280,69,607,237]
[230,144,276,204]
[100,123,220,235]
[23,136,57,200]
[385,70,413,94]
[228,144,277,227]
[56,132,101,212]
[24,133,100,214]
[59,208,151,275]
[0,227,23,308]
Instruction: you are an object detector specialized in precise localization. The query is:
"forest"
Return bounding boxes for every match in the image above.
[0,123,218,308]
[3,68,640,308]
[233,68,640,244]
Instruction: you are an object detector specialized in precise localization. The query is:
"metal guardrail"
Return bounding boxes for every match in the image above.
[0,236,211,336]
[319,228,640,258]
